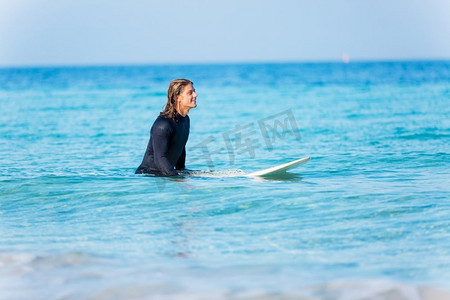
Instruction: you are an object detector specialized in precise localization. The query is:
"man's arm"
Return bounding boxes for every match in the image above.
[175,147,186,171]
[151,122,178,176]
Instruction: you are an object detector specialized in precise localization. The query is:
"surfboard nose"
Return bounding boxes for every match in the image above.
[246,156,311,177]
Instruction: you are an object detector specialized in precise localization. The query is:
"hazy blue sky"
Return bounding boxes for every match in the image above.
[1,0,449,66]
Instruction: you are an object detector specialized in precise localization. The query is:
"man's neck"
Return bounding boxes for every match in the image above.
[176,107,189,117]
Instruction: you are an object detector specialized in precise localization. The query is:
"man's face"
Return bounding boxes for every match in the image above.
[177,83,197,111]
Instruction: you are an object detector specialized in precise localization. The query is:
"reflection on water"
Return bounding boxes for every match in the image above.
[250,172,304,182]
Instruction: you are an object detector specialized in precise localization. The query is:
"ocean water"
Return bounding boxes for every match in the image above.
[0,61,449,299]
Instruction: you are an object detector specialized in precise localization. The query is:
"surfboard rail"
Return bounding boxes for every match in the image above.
[245,156,310,177]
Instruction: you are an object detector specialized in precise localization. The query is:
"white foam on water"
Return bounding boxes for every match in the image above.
[187,169,246,178]
[307,279,448,300]
[2,252,450,300]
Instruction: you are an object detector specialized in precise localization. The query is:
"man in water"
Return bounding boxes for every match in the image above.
[135,79,197,176]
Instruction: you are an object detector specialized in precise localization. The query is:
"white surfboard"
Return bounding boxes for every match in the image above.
[245,156,310,177]
[183,156,310,178]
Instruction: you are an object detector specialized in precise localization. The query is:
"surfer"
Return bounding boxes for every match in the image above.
[135,79,197,176]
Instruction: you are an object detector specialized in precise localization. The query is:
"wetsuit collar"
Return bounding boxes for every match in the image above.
[174,113,186,121]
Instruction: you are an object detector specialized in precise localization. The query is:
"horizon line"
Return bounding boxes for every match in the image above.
[0,57,449,69]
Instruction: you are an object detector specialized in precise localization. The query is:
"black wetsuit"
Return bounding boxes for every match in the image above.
[135,114,190,176]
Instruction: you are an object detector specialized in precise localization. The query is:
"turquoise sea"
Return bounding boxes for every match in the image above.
[0,61,449,299]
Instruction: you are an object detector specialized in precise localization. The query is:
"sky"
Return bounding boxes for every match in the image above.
[0,0,449,67]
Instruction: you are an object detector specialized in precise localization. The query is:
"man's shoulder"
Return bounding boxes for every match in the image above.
[152,115,174,133]
[155,114,171,122]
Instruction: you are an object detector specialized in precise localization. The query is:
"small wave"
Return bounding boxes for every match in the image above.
[0,251,98,272]
[307,279,450,300]
[1,252,450,300]
[398,132,450,140]
[187,169,246,178]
